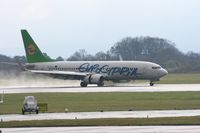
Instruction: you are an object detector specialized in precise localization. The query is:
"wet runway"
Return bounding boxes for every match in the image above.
[1,84,200,94]
[1,110,200,122]
[2,126,200,133]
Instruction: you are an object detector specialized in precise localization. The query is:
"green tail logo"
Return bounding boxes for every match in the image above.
[21,30,54,63]
[27,44,36,55]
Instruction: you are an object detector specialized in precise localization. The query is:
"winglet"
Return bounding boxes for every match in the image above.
[21,30,54,63]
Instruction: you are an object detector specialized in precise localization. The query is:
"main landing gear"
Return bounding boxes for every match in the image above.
[80,81,104,87]
[80,82,88,87]
[97,82,104,87]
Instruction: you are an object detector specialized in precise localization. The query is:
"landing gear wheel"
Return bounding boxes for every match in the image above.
[150,82,154,86]
[80,82,88,87]
[97,82,104,87]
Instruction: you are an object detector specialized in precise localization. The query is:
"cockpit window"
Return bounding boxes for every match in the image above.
[152,66,161,69]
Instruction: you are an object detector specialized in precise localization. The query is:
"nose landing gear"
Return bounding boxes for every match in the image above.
[150,82,154,86]
[150,79,159,86]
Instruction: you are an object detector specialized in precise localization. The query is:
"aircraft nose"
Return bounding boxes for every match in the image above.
[160,68,168,77]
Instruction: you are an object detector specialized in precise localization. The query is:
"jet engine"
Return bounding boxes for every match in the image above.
[81,74,104,87]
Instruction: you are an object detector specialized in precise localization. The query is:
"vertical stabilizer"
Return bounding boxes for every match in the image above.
[21,30,54,63]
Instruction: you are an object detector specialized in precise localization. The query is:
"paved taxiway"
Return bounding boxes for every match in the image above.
[1,84,200,94]
[1,110,200,122]
[2,126,200,133]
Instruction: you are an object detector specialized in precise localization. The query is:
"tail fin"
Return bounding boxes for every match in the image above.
[21,30,54,63]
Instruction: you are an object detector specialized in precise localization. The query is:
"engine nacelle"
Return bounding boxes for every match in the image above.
[83,74,104,84]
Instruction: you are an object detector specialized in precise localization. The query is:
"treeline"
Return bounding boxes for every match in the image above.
[67,37,200,72]
[0,55,24,74]
[1,36,200,73]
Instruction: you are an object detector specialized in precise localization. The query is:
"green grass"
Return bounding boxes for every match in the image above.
[158,73,200,84]
[1,116,200,127]
[1,92,200,114]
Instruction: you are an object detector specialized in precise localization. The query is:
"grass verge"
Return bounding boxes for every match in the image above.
[1,116,200,127]
[158,73,200,84]
[1,92,200,114]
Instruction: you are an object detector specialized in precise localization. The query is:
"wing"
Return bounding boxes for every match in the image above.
[29,70,88,79]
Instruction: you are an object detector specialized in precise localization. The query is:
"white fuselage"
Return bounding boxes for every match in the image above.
[26,61,168,81]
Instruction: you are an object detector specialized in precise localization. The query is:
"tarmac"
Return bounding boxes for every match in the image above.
[1,84,200,94]
[1,110,200,122]
[2,126,200,133]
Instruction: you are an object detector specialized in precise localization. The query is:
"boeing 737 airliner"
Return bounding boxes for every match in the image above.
[21,30,168,87]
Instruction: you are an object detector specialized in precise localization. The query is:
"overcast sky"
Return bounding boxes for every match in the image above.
[0,0,200,58]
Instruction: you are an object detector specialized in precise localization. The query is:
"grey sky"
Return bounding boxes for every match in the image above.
[0,0,200,58]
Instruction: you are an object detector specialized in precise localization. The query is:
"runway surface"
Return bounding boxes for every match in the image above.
[2,126,200,133]
[1,84,200,94]
[1,110,200,122]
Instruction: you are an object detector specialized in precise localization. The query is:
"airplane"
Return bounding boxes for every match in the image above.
[21,30,168,87]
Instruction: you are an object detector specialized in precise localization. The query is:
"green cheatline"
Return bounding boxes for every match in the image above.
[1,92,200,114]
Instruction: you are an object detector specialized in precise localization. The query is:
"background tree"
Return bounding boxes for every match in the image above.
[56,56,64,61]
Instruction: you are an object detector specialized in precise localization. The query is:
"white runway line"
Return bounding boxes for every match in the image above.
[2,126,200,133]
[1,84,200,94]
[1,110,200,122]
